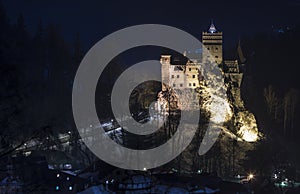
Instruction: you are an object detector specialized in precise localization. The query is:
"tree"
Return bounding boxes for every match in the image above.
[283,89,299,136]
[264,85,280,121]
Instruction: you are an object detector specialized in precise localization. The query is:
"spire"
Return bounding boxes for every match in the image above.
[237,39,246,63]
[208,19,217,33]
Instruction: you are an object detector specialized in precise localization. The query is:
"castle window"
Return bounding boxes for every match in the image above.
[216,47,218,50]
[215,56,218,58]
[192,75,196,78]
[189,83,192,86]
[207,48,210,50]
[171,75,174,78]
[193,83,196,86]
[177,75,180,78]
[180,84,183,87]
[173,84,176,87]
[189,68,191,71]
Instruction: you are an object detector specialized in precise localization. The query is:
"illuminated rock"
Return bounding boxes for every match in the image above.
[236,111,259,142]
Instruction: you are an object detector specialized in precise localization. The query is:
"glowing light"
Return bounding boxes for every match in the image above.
[248,173,254,180]
[143,167,147,171]
[281,181,287,187]
[208,23,217,33]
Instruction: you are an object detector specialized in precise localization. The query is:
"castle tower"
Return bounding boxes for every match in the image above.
[202,21,223,64]
[224,60,244,108]
[160,55,171,91]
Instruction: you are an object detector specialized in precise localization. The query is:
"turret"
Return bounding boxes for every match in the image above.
[202,20,223,64]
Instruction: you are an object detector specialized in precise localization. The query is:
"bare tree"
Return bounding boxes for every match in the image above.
[264,85,280,120]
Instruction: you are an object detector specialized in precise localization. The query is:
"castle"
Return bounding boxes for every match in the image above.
[158,21,259,142]
[160,21,245,110]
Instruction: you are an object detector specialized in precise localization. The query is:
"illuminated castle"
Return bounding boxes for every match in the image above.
[159,21,259,142]
[160,21,245,109]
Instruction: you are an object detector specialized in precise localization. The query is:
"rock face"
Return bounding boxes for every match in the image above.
[236,111,259,142]
[223,60,259,142]
[154,58,260,176]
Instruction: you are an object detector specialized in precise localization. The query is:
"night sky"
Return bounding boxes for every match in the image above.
[3,0,300,50]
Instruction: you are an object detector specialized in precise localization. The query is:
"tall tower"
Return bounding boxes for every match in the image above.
[202,21,223,64]
[160,55,171,91]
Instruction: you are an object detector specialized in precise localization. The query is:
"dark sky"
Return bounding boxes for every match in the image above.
[2,0,300,50]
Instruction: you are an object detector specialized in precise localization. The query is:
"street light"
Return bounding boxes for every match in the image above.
[248,173,254,180]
